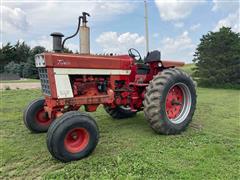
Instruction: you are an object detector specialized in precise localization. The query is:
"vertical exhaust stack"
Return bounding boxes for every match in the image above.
[50,32,64,52]
[80,12,90,54]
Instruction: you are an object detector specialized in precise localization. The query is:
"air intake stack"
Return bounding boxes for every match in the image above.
[80,12,90,54]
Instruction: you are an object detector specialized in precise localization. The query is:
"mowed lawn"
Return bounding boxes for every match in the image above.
[0,88,239,179]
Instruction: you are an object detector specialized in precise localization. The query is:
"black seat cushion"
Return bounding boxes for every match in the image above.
[144,50,161,63]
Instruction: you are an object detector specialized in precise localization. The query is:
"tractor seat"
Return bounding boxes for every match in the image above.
[136,50,161,74]
[144,50,161,63]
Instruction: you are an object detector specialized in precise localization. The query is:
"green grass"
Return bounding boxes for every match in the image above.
[0,79,40,83]
[0,88,239,179]
[180,63,195,76]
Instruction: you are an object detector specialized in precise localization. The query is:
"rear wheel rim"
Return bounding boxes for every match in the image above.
[64,128,90,153]
[165,83,192,124]
[35,108,51,126]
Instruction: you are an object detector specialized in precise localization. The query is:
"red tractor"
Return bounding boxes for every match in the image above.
[23,13,196,162]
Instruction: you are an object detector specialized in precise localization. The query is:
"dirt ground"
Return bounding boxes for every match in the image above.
[0,82,41,90]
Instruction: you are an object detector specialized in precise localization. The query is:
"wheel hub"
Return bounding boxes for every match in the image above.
[35,109,51,126]
[64,128,90,153]
[71,132,78,140]
[166,85,184,120]
[171,99,182,105]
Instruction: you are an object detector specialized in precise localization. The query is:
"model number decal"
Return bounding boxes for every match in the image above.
[57,59,71,65]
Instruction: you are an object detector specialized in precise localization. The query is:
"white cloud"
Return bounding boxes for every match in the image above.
[96,2,135,17]
[212,0,239,12]
[29,36,79,52]
[0,6,29,34]
[2,1,136,43]
[66,43,79,53]
[160,31,195,63]
[154,0,205,21]
[29,36,52,50]
[214,11,240,32]
[174,22,184,28]
[190,23,201,31]
[96,32,145,54]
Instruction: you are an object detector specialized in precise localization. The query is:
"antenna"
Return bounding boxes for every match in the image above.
[144,0,149,54]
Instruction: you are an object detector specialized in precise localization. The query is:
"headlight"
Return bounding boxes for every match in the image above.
[35,54,46,67]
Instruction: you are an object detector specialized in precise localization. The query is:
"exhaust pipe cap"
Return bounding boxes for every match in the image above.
[50,32,64,52]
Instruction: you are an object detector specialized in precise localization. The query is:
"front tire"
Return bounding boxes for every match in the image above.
[23,98,52,133]
[143,68,196,135]
[47,111,99,162]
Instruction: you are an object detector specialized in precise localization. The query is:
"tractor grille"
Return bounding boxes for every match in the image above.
[38,68,51,96]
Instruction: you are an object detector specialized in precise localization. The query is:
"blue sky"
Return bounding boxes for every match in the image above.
[1,0,239,63]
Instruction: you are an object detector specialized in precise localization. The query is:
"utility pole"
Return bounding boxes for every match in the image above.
[144,0,149,54]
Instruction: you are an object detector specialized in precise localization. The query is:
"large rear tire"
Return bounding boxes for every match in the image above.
[47,111,99,162]
[23,98,52,133]
[104,106,136,119]
[143,68,196,135]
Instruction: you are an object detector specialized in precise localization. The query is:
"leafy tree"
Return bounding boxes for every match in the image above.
[31,46,46,55]
[4,61,23,76]
[0,41,31,72]
[23,46,46,78]
[1,41,74,78]
[63,47,73,53]
[193,27,240,87]
[1,44,46,78]
[13,41,31,64]
[0,43,14,72]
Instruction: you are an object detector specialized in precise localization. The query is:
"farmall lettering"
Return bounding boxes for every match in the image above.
[57,59,71,65]
[24,12,196,162]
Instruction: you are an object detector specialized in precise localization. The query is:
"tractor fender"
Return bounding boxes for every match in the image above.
[161,60,185,68]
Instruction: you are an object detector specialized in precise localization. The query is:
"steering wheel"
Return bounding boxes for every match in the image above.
[128,48,142,62]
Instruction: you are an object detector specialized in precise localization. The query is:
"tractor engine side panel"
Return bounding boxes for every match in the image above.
[53,68,131,99]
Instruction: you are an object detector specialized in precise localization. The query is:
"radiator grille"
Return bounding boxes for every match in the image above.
[38,68,51,96]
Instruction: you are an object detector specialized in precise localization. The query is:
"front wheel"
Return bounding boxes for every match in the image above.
[143,68,197,135]
[46,111,99,162]
[23,98,52,133]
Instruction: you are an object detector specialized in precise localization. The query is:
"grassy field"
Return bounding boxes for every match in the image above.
[0,88,239,179]
[0,79,40,83]
[180,63,195,76]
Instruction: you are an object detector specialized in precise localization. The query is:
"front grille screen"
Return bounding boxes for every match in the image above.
[38,68,51,96]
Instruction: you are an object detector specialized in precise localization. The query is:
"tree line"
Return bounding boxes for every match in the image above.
[0,27,239,87]
[0,42,73,78]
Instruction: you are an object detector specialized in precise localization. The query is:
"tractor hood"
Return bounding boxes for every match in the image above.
[35,53,133,70]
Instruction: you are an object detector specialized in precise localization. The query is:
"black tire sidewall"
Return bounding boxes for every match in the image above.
[117,106,136,117]
[24,98,50,132]
[104,105,136,119]
[51,114,99,162]
[159,73,196,131]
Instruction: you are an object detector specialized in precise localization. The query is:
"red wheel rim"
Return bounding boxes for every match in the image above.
[35,108,51,126]
[165,85,184,120]
[64,128,90,153]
